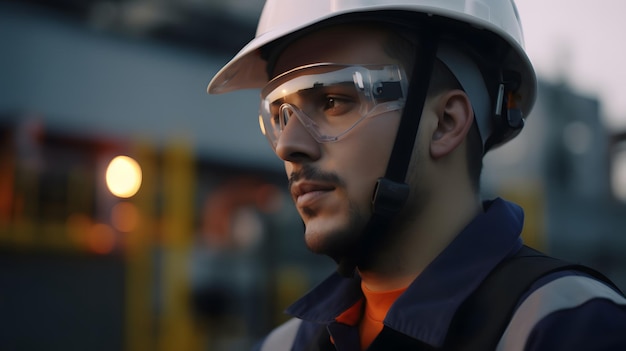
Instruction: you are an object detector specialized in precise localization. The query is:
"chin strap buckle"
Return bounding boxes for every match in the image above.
[372,178,410,218]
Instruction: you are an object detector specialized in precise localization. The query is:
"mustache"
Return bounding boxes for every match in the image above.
[288,165,344,189]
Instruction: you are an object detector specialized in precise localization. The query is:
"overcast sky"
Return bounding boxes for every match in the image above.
[515,0,626,130]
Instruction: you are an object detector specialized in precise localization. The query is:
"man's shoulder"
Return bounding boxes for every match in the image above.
[254,317,332,351]
[254,318,302,351]
[456,245,626,350]
[497,272,626,351]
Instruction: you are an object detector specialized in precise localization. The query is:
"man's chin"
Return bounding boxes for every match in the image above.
[303,225,360,260]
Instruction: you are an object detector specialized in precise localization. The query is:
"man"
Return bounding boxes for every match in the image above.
[208,1,626,350]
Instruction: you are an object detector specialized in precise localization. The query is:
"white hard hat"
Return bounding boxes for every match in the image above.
[207,0,536,119]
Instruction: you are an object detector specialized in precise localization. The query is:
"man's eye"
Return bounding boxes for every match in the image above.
[271,113,280,125]
[323,97,338,110]
[322,96,354,115]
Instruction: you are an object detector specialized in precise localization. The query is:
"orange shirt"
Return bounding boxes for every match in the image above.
[333,281,408,350]
[358,282,407,350]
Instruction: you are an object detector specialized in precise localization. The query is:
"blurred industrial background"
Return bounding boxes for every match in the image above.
[1,0,625,350]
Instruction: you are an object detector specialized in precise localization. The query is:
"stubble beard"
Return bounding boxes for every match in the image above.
[289,165,369,261]
[303,200,367,262]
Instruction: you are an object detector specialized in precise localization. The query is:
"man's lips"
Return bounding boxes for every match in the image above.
[291,181,336,206]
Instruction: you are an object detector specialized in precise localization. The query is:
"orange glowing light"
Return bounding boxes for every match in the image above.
[88,223,116,254]
[111,201,140,232]
[106,156,142,198]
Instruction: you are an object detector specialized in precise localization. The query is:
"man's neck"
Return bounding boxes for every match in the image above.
[359,192,482,292]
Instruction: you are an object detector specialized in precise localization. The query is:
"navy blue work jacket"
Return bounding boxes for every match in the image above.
[255,198,626,351]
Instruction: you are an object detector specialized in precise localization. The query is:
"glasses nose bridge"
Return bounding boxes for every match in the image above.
[277,102,311,140]
[273,102,322,160]
[278,102,295,129]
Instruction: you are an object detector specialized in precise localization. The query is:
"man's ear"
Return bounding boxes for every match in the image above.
[430,90,474,159]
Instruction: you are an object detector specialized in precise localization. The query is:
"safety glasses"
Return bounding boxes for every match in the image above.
[259,63,408,149]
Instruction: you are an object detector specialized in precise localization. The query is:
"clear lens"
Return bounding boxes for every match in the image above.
[259,63,407,149]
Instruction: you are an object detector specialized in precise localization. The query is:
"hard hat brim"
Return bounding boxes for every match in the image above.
[207,5,536,118]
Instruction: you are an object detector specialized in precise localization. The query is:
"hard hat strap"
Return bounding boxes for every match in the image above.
[437,44,491,153]
[337,30,440,277]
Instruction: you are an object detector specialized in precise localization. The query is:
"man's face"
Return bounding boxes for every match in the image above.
[269,25,404,259]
